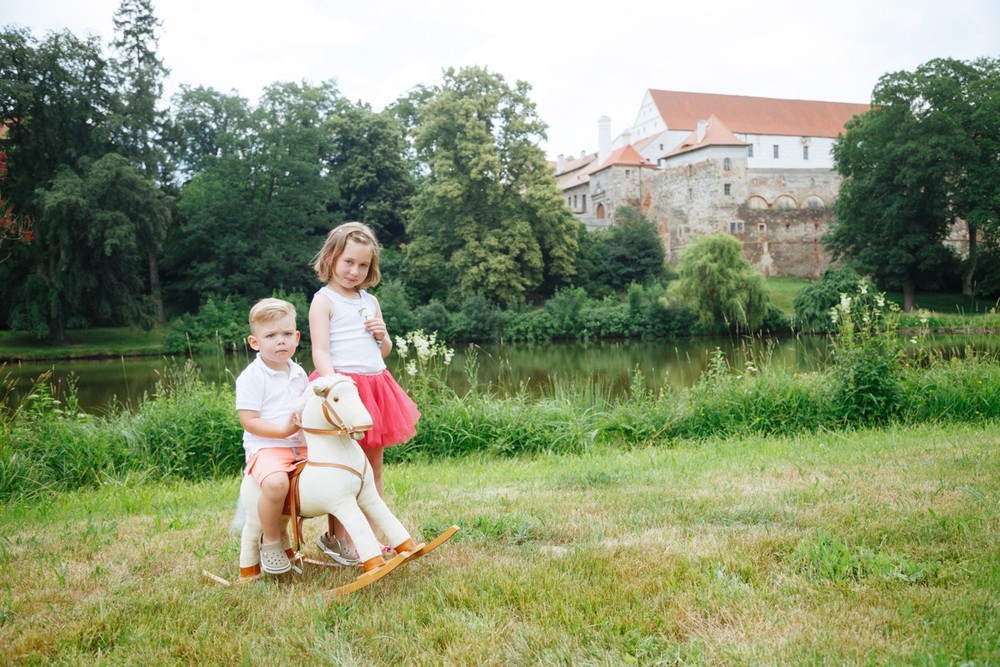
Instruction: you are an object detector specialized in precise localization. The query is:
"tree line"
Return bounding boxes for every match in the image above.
[1,0,997,345]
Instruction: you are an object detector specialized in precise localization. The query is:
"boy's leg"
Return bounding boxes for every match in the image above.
[258,472,289,545]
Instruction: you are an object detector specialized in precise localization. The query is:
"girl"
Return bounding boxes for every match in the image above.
[308,221,420,565]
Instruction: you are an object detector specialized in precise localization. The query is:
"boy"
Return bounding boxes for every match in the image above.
[234,298,309,574]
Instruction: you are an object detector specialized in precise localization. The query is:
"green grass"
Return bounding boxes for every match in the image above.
[1,421,997,665]
[764,276,809,314]
[0,325,169,361]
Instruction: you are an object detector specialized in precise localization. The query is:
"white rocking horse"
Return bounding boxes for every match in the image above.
[207,374,458,595]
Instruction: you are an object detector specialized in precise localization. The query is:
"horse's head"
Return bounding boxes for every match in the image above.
[299,375,373,440]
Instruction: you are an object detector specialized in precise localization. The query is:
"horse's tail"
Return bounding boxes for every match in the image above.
[230,496,245,535]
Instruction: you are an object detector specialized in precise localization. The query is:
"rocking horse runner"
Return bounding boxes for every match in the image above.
[220,374,458,594]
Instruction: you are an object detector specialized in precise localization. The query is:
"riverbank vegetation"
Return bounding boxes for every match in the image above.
[3,288,998,503]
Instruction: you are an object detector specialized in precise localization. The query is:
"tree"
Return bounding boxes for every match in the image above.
[166,81,340,310]
[325,100,415,244]
[827,57,1000,309]
[606,207,665,285]
[670,233,771,331]
[0,27,119,341]
[404,66,578,306]
[109,0,172,321]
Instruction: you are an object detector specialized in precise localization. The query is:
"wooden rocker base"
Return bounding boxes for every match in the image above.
[329,549,408,596]
[204,526,459,593]
[407,525,460,562]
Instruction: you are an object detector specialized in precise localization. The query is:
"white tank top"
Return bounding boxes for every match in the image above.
[317,286,387,374]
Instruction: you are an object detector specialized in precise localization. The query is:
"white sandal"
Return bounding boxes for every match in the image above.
[259,536,291,575]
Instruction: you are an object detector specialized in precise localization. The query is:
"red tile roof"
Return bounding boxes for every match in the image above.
[667,115,746,156]
[596,144,656,171]
[648,90,870,138]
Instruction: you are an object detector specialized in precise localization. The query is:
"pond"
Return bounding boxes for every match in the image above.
[3,334,997,414]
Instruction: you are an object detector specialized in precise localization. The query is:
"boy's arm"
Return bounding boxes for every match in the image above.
[309,293,336,376]
[238,410,299,439]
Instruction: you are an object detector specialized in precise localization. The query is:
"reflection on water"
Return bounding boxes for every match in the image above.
[3,334,996,414]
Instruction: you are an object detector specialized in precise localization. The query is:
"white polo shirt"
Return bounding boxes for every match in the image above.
[234,354,309,458]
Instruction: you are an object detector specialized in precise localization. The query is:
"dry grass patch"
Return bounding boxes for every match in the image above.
[2,423,998,665]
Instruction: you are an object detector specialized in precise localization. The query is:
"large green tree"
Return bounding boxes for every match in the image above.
[670,233,771,331]
[404,66,578,306]
[109,0,172,321]
[0,27,121,341]
[828,57,1000,309]
[166,82,340,310]
[325,100,414,244]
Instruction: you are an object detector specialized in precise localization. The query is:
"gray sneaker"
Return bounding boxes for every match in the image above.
[317,532,359,566]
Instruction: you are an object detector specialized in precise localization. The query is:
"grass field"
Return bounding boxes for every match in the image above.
[3,421,997,665]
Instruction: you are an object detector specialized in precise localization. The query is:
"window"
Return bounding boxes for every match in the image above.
[747,144,754,158]
[573,195,578,209]
[730,221,744,234]
[625,169,632,177]
[723,157,732,171]
[687,165,693,177]
[687,188,693,201]
[582,194,587,212]
[803,145,809,160]
[773,144,780,158]
[724,183,732,196]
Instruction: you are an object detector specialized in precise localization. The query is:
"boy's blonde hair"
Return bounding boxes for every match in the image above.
[248,298,296,334]
[312,221,382,288]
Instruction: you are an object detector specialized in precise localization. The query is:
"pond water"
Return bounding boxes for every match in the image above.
[3,334,996,414]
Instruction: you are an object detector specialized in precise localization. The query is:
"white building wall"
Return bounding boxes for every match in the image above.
[737,134,838,170]
[631,91,664,140]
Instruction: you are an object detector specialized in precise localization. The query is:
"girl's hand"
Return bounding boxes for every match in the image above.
[364,315,387,343]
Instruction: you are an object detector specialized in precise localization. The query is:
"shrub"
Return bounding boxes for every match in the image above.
[793,266,864,333]
[827,282,903,426]
[450,294,505,342]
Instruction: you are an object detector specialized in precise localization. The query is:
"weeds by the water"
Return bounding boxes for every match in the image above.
[2,291,1000,503]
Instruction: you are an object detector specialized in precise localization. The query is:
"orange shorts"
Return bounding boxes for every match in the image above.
[246,446,307,485]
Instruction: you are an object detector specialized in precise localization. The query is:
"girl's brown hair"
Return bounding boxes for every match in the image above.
[312,222,382,288]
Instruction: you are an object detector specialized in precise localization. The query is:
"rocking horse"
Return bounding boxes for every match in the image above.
[206,374,458,595]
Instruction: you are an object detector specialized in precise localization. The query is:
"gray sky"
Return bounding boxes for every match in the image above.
[4,0,998,159]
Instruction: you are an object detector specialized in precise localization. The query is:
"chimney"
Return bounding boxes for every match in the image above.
[621,128,632,147]
[598,115,611,163]
[696,119,707,143]
[557,154,564,173]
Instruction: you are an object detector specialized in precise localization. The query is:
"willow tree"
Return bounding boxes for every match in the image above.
[404,66,577,306]
[670,233,771,331]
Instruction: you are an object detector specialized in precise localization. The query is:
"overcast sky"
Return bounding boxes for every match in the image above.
[4,0,998,159]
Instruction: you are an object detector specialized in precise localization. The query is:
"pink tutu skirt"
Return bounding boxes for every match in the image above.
[308,369,420,449]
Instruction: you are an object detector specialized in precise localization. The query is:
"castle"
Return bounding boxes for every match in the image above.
[554,90,872,278]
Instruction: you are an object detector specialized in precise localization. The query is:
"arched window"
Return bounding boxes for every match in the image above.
[775,195,797,209]
[748,196,768,209]
[805,195,824,208]
[723,157,732,171]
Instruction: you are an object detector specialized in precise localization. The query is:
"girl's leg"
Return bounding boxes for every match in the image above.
[363,446,385,497]
[258,472,289,544]
[323,446,385,553]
